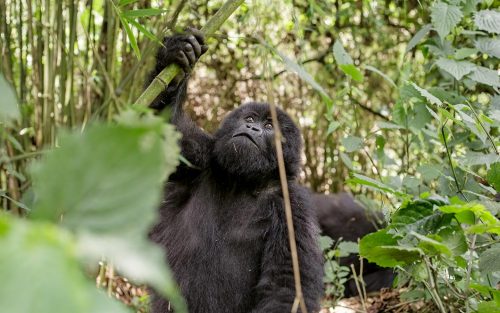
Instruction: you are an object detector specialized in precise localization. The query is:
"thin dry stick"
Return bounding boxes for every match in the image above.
[265,63,307,313]
[350,264,368,313]
[135,0,245,108]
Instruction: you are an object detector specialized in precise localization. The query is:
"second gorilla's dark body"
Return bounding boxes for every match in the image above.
[148,31,323,313]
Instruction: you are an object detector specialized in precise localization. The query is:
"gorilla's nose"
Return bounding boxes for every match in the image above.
[246,124,262,134]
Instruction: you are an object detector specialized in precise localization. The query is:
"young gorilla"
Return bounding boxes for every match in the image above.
[148,30,323,313]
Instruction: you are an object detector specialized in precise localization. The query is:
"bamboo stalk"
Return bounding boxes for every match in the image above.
[134,0,245,108]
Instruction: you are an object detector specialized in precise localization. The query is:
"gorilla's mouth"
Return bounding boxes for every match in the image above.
[232,133,259,148]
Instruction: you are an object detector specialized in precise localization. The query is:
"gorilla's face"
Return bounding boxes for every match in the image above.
[213,102,302,179]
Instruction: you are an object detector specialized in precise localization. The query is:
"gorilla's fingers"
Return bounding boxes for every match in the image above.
[183,43,197,65]
[186,35,202,57]
[201,45,208,54]
[176,50,191,72]
[186,27,204,44]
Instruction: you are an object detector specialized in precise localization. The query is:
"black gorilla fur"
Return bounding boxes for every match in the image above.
[312,193,394,297]
[147,30,323,313]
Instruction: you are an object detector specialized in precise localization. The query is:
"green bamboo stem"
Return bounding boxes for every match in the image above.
[134,0,245,108]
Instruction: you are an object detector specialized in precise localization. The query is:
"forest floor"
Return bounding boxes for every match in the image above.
[100,268,436,313]
[322,289,436,313]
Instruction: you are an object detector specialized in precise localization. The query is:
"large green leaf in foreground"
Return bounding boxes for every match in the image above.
[0,215,129,313]
[29,113,187,312]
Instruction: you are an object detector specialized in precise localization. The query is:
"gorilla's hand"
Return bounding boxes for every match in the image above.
[157,29,208,74]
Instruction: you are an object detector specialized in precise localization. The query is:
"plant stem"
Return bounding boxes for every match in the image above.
[134,0,245,108]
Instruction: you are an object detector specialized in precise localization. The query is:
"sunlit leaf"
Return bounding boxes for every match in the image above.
[339,64,364,82]
[474,10,500,34]
[431,2,463,39]
[469,66,500,87]
[359,229,422,267]
[435,58,476,80]
[475,38,500,58]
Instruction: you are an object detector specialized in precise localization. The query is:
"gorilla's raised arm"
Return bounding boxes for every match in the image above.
[147,30,213,172]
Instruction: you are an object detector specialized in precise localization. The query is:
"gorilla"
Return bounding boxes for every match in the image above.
[147,30,323,313]
[312,193,394,297]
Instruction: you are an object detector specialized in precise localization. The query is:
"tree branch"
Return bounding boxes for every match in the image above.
[134,0,245,108]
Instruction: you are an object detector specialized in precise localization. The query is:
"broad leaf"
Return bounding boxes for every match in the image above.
[475,38,500,58]
[435,58,476,80]
[454,47,478,60]
[431,2,463,39]
[359,229,422,267]
[30,115,187,312]
[0,73,20,126]
[474,10,500,34]
[469,66,500,87]
[0,215,129,313]
[412,232,452,257]
[478,244,500,273]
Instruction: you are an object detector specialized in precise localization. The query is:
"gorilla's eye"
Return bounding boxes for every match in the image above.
[264,122,273,130]
[245,116,254,123]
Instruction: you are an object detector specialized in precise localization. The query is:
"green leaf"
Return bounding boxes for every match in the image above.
[479,245,500,273]
[406,24,432,53]
[339,152,354,170]
[347,174,403,196]
[0,73,20,126]
[454,47,478,60]
[478,301,500,313]
[435,58,476,80]
[339,64,364,82]
[119,0,139,6]
[431,2,463,39]
[319,236,334,251]
[126,18,162,44]
[438,226,467,256]
[338,241,359,254]
[475,38,500,58]
[30,116,187,312]
[0,215,129,313]
[119,16,141,59]
[333,40,353,65]
[376,121,404,129]
[341,135,364,152]
[411,232,452,257]
[121,8,168,18]
[438,203,498,225]
[487,163,500,192]
[474,10,500,34]
[274,50,332,103]
[469,66,500,87]
[411,83,443,106]
[461,151,500,166]
[359,229,422,267]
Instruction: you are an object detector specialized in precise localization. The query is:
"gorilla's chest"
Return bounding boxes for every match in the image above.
[158,181,273,309]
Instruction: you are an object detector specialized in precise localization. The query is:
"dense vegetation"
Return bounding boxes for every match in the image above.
[0,0,499,312]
